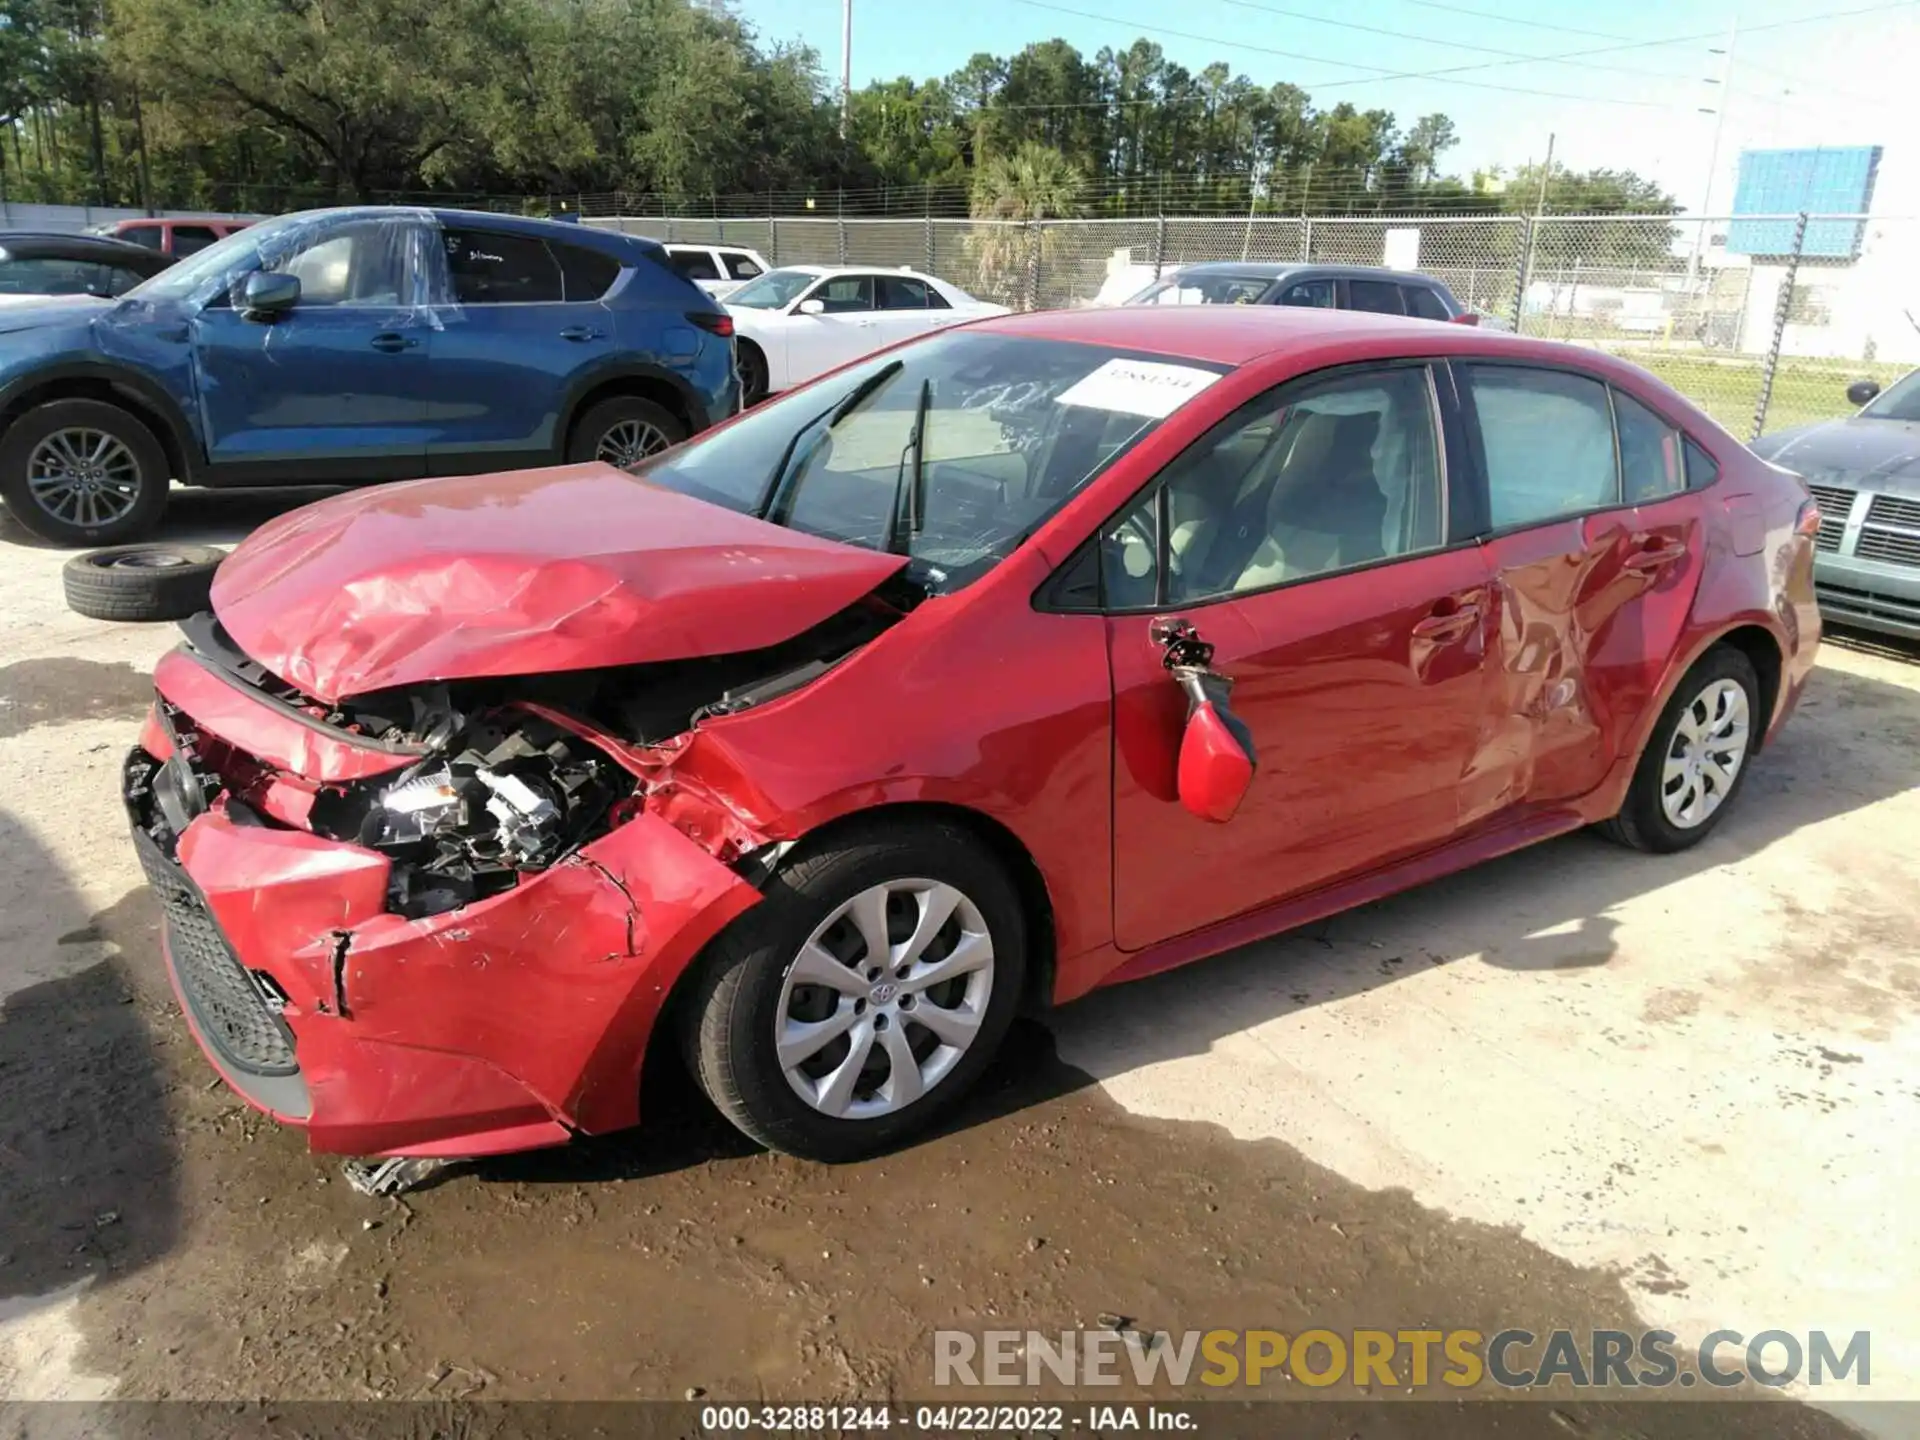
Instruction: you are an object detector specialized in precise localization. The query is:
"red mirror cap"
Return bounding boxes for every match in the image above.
[1449,312,1481,326]
[1178,705,1256,824]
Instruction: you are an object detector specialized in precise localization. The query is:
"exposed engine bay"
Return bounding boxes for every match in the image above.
[172,585,912,920]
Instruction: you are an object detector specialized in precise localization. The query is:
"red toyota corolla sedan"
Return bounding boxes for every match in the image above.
[124,305,1820,1167]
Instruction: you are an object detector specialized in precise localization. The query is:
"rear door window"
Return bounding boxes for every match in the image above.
[1348,280,1406,315]
[444,229,564,304]
[722,251,764,280]
[877,275,932,309]
[1462,364,1620,528]
[119,224,163,251]
[1403,285,1453,321]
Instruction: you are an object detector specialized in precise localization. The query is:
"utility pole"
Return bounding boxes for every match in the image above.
[1688,16,1739,291]
[1511,132,1553,333]
[840,0,853,139]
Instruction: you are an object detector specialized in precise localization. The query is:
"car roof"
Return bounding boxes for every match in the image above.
[769,263,940,280]
[0,231,169,263]
[112,216,237,226]
[968,304,1691,393]
[1166,261,1444,283]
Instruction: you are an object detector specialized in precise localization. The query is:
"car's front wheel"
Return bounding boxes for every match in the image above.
[566,395,686,473]
[0,399,170,546]
[1600,644,1761,853]
[682,820,1027,1162]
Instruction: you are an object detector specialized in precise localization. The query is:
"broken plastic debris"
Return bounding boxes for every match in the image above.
[342,1156,454,1197]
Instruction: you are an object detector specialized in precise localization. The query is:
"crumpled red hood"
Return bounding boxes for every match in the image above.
[209,463,907,702]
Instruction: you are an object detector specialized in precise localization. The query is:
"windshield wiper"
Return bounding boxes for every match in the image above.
[887,377,934,556]
[758,360,905,524]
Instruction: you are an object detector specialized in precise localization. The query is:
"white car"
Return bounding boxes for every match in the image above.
[725,265,1008,403]
[660,243,771,301]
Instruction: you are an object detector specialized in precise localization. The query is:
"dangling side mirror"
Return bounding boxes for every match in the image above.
[1153,618,1257,824]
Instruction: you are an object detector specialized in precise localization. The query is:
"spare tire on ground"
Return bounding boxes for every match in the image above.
[63,544,226,622]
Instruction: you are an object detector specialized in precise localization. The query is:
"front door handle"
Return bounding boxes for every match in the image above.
[559,325,604,342]
[1624,536,1687,572]
[369,332,417,353]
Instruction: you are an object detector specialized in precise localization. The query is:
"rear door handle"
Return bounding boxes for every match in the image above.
[369,332,417,353]
[1624,537,1687,572]
[559,325,604,342]
[1412,600,1480,642]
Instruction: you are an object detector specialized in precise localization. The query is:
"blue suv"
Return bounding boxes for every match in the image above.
[0,206,740,545]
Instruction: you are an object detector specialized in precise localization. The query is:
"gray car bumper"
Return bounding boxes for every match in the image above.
[1815,553,1920,641]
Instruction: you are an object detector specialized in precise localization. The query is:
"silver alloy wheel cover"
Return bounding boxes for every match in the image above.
[775,878,995,1121]
[1661,676,1751,829]
[27,428,142,528]
[594,419,671,471]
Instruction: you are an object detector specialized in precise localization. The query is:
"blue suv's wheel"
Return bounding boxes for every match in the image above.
[0,399,169,547]
[567,396,686,473]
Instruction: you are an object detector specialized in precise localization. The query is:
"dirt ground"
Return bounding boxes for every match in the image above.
[0,488,1915,1439]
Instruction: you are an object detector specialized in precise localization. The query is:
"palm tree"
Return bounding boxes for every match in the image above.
[966,142,1085,309]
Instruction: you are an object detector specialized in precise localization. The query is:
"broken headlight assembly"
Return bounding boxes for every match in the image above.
[312,712,625,919]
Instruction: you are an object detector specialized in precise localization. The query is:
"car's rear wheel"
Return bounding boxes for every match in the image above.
[682,820,1026,1162]
[0,399,170,546]
[1599,644,1760,853]
[736,340,770,407]
[566,396,685,473]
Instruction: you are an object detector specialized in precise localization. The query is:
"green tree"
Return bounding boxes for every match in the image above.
[967,139,1083,307]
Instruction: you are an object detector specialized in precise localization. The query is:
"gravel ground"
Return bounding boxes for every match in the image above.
[0,486,1913,1438]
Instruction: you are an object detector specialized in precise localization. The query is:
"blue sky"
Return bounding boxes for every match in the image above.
[727,0,1918,213]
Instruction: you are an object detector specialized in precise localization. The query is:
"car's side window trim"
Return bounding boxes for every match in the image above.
[1034,356,1467,617]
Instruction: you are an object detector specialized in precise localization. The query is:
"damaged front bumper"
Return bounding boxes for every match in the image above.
[124,679,762,1159]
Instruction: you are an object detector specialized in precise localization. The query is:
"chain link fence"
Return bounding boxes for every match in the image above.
[600,210,1917,440]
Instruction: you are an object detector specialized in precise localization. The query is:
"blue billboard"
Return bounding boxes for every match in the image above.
[1725,146,1880,258]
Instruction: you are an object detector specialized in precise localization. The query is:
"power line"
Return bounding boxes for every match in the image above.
[1194,0,1696,80]
[1013,0,1681,106]
[1376,0,1631,40]
[1306,0,1920,90]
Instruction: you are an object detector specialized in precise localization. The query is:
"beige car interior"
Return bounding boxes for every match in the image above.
[1106,371,1441,606]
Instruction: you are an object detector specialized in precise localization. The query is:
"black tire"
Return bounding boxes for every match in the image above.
[736,340,769,407]
[63,544,226,622]
[1598,644,1761,854]
[565,396,686,472]
[0,399,171,546]
[681,820,1027,1162]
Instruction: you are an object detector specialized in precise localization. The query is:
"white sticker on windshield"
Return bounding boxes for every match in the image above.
[1055,359,1221,418]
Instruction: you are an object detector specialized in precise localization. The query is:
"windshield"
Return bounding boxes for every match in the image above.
[727,269,820,310]
[1862,369,1920,422]
[634,331,1227,594]
[1127,272,1275,306]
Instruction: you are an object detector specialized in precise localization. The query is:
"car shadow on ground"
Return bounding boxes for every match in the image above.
[0,811,178,1308]
[1055,643,1920,1084]
[0,484,344,553]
